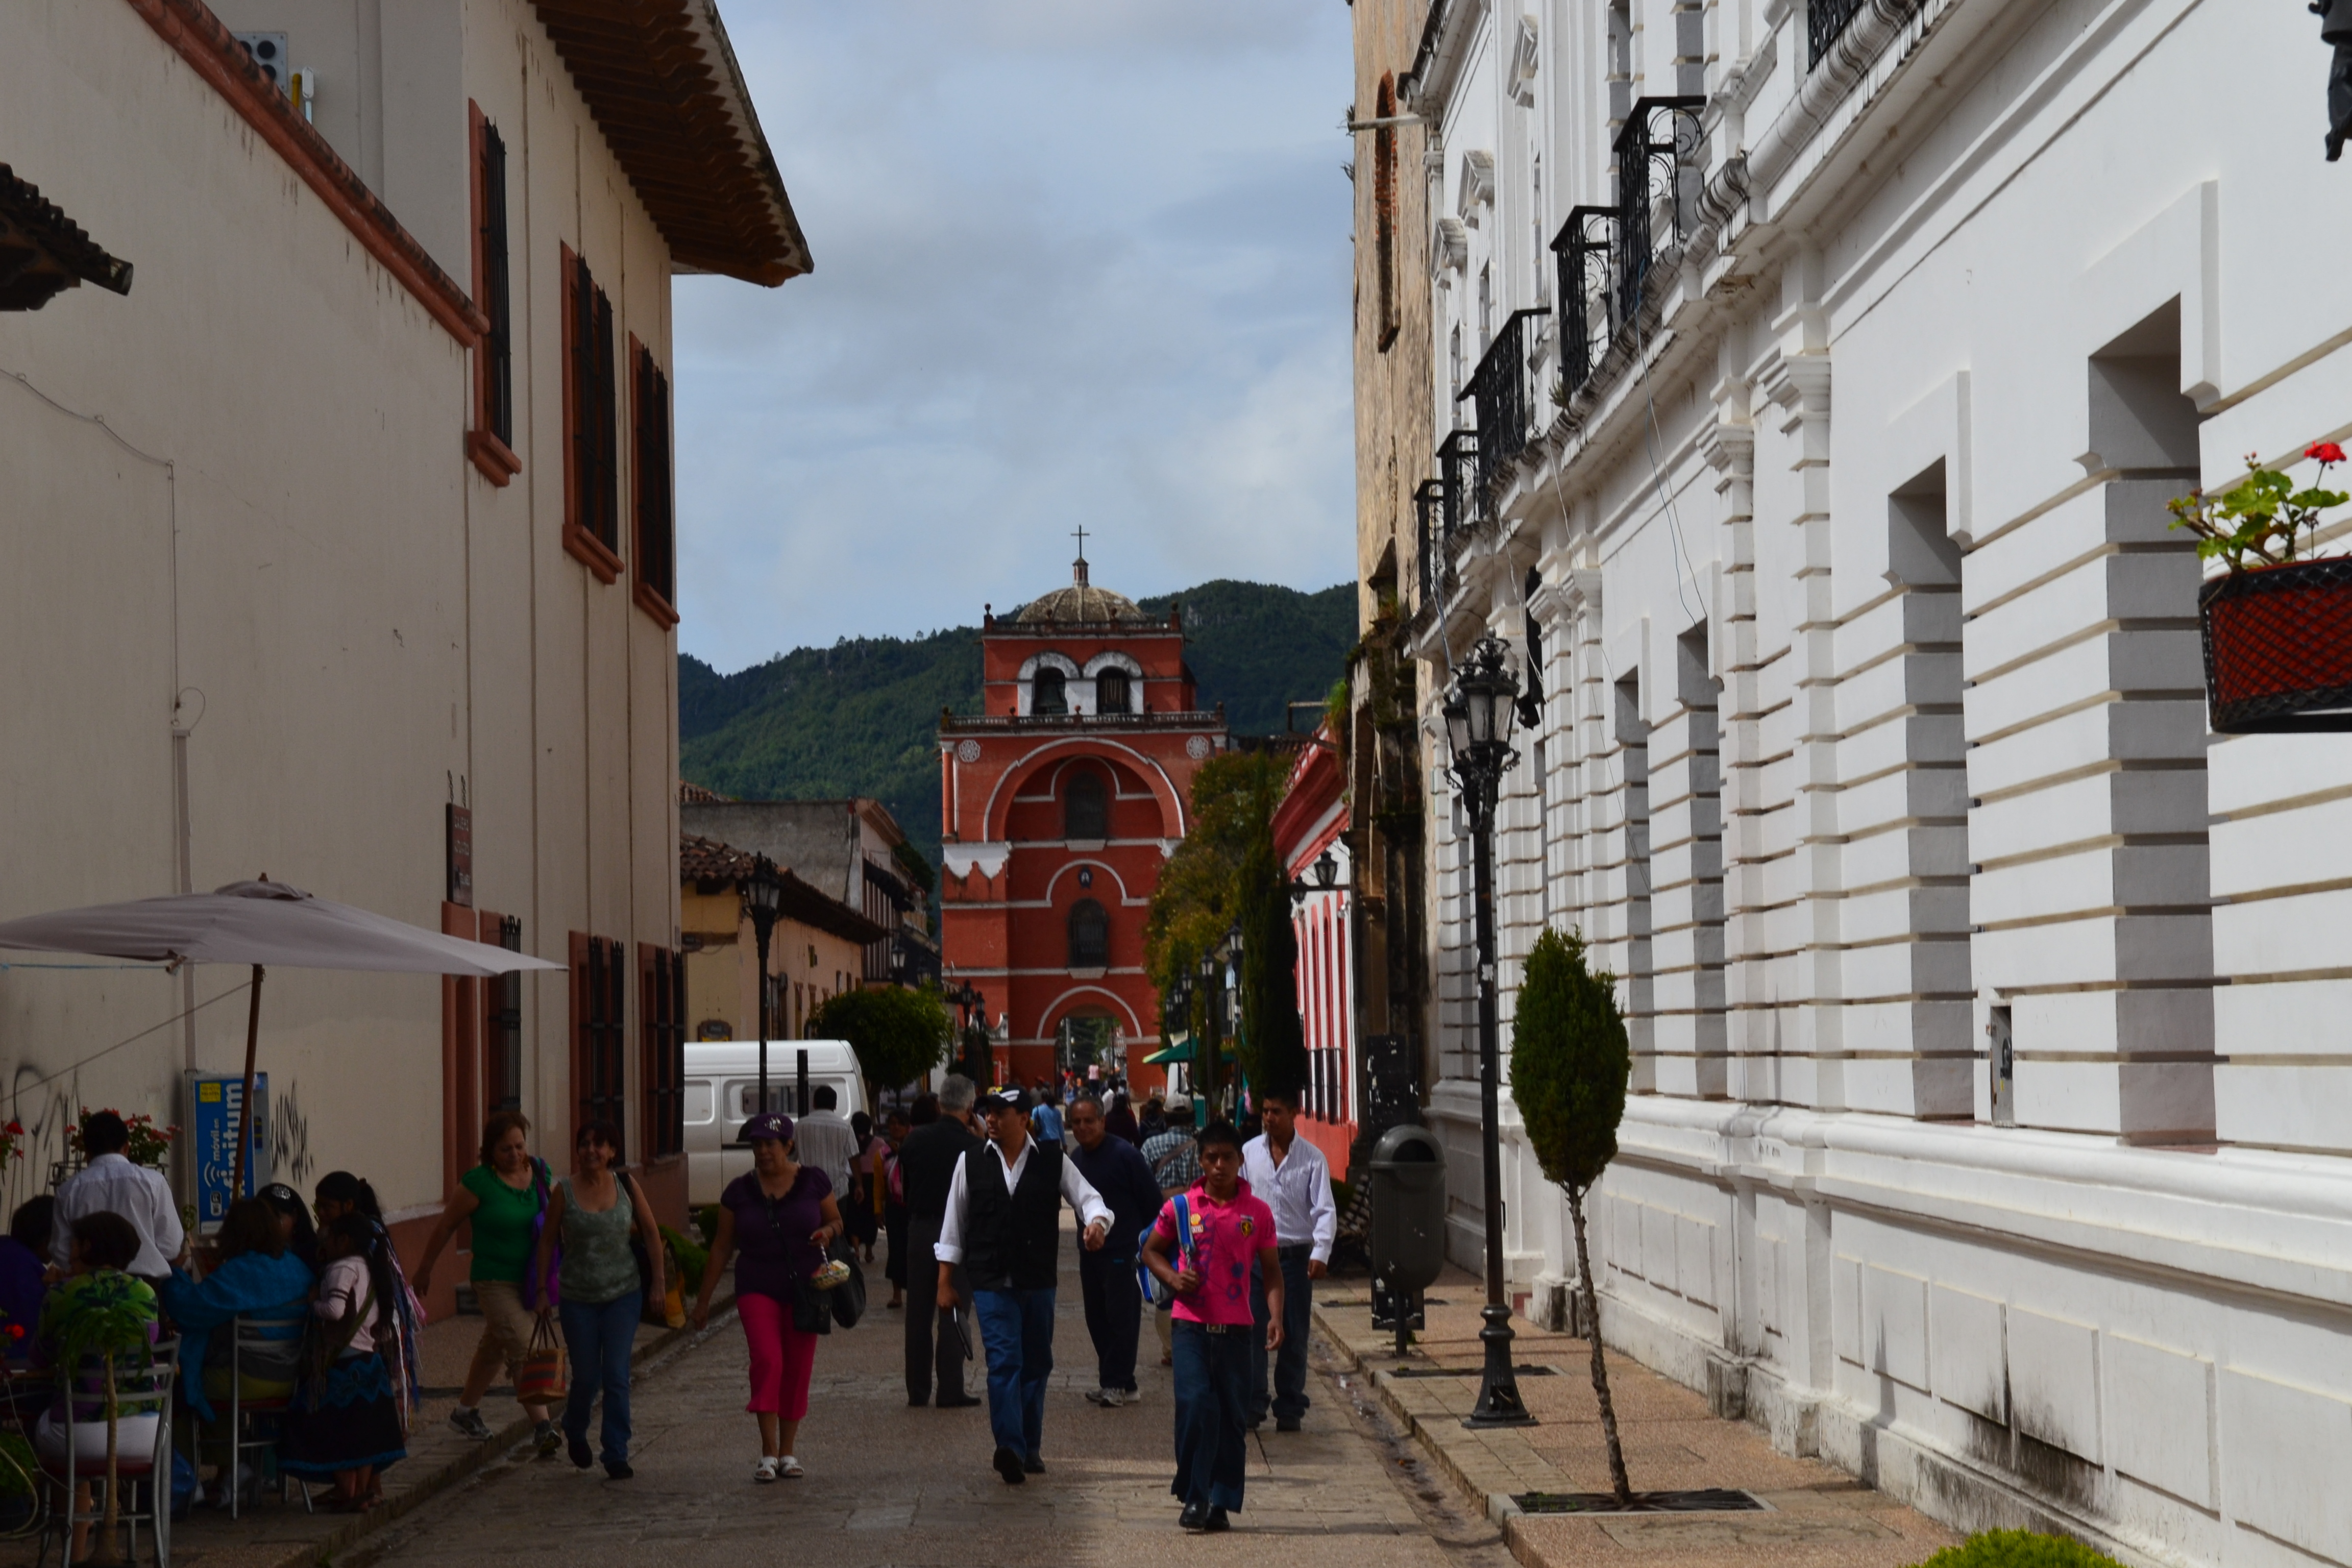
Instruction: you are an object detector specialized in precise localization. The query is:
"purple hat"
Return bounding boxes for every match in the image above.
[743,1112,794,1145]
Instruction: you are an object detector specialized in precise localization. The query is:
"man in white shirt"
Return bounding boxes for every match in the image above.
[1240,1088,1334,1432]
[790,1085,859,1197]
[935,1089,1111,1486]
[52,1110,186,1284]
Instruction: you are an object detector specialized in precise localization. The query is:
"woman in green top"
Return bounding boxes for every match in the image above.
[531,1119,665,1478]
[415,1111,561,1454]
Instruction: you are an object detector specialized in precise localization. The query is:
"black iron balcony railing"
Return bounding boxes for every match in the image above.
[1415,478,1448,609]
[1439,427,1478,534]
[1809,0,1867,68]
[1551,204,1616,401]
[1459,308,1551,503]
[1612,95,1706,329]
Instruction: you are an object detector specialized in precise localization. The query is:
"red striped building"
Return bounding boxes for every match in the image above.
[1271,723,1355,1173]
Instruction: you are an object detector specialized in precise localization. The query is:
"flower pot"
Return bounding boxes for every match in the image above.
[2197,557,2352,732]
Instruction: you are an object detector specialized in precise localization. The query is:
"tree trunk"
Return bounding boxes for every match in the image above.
[89,1351,120,1566]
[1568,1186,1632,1505]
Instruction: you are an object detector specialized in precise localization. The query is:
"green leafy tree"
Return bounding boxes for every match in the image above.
[46,1276,157,1564]
[812,985,951,1103]
[1236,827,1307,1099]
[1510,926,1633,1504]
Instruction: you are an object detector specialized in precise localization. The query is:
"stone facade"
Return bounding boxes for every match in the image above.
[1387,2,2352,1564]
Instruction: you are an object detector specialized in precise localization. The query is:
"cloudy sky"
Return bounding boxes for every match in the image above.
[673,1,1357,674]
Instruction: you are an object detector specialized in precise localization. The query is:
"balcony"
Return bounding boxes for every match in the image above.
[938,708,1223,733]
[1546,97,1705,414]
[1458,307,1551,505]
[1809,0,1869,69]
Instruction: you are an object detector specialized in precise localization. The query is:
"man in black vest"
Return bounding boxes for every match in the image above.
[935,1088,1112,1485]
[899,1074,984,1408]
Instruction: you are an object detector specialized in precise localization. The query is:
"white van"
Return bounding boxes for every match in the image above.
[683,1039,869,1208]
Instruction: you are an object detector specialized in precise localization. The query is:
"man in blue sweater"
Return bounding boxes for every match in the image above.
[1067,1094,1163,1408]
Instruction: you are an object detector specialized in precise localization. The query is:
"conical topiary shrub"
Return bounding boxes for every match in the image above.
[1510,926,1632,1503]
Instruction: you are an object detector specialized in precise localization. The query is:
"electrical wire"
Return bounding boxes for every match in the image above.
[7,979,253,1099]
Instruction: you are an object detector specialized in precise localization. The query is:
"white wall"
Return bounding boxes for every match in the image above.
[1402,1,2352,1563]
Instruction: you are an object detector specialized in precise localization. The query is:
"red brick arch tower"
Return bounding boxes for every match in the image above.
[939,552,1227,1089]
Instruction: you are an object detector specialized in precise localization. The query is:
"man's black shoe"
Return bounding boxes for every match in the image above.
[1206,1507,1231,1532]
[1022,1453,1046,1474]
[1179,1503,1210,1532]
[1276,1416,1303,1433]
[603,1460,633,1480]
[908,1395,930,1407]
[567,1433,594,1469]
[937,1392,981,1409]
[993,1445,1026,1485]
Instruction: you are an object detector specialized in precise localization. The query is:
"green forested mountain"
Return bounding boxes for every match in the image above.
[679,579,1355,868]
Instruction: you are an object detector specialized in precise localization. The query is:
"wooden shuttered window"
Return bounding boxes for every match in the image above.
[466,105,520,483]
[560,248,622,581]
[571,932,627,1141]
[482,914,524,1114]
[631,341,678,626]
[640,943,685,1159]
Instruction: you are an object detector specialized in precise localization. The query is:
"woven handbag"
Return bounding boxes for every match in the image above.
[515,1313,566,1404]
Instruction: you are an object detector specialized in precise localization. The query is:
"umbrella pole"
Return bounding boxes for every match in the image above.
[229,964,264,1200]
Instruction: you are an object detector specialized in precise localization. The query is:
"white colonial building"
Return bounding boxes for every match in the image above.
[1392,1,2352,1563]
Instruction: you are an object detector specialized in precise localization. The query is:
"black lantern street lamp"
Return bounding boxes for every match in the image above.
[741,853,785,1138]
[1443,632,1534,1430]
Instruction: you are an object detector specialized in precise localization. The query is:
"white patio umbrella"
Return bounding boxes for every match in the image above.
[0,878,563,1194]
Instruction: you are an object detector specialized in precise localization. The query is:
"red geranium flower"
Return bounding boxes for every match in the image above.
[2308,442,2346,465]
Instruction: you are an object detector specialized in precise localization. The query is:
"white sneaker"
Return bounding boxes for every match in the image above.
[754,1457,779,1483]
[1097,1387,1126,1408]
[1120,1386,1142,1405]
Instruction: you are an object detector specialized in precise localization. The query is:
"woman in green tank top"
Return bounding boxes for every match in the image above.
[533,1120,666,1478]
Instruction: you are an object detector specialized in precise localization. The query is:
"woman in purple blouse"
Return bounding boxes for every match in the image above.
[692,1113,843,1483]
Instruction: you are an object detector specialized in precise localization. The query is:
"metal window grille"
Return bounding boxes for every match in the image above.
[1438,427,1478,534]
[479,124,512,446]
[487,916,523,1114]
[1414,479,1447,609]
[1064,769,1108,839]
[1068,899,1109,968]
[634,349,674,605]
[642,945,685,1159]
[575,936,626,1134]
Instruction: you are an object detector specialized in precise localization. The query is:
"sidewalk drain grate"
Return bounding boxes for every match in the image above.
[1513,1488,1765,1514]
[1388,1363,1560,1379]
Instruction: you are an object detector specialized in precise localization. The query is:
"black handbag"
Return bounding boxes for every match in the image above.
[792,1273,833,1336]
[827,1236,866,1330]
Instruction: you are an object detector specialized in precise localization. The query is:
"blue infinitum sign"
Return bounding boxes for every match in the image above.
[185,1071,268,1232]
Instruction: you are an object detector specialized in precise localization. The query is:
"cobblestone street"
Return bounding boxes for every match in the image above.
[355,1248,1502,1568]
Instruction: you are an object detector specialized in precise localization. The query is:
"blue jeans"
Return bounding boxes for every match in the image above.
[1248,1246,1313,1423]
[1171,1320,1250,1511]
[558,1291,639,1466]
[972,1288,1055,1458]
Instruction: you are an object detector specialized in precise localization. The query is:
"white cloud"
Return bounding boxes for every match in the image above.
[674,0,1356,671]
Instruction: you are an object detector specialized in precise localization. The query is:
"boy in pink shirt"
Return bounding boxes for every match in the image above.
[1143,1120,1282,1533]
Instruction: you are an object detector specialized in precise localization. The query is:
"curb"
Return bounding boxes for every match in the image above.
[1311,1298,1529,1538]
[273,1294,738,1568]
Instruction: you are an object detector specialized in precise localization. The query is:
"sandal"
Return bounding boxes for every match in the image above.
[754,1457,779,1483]
[779,1456,805,1479]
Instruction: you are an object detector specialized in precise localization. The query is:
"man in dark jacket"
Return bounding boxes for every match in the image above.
[935,1088,1112,1484]
[899,1074,983,1408]
[1067,1095,1162,1408]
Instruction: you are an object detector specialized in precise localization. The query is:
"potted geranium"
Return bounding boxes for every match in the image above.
[2171,443,2352,732]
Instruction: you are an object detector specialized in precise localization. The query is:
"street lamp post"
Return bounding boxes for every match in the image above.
[1443,632,1534,1430]
[1195,949,1218,1123]
[742,853,785,1137]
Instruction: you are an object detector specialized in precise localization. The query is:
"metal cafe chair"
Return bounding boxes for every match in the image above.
[34,1337,177,1568]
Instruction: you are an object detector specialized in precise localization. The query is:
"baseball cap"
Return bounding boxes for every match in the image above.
[980,1088,1032,1115]
[1163,1093,1191,1114]
[742,1112,794,1145]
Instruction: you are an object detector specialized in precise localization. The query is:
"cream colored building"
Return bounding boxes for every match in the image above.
[679,833,884,1049]
[0,0,805,1302]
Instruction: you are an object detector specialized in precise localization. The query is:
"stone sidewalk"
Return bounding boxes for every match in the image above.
[0,1293,718,1568]
[1313,1267,1961,1568]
